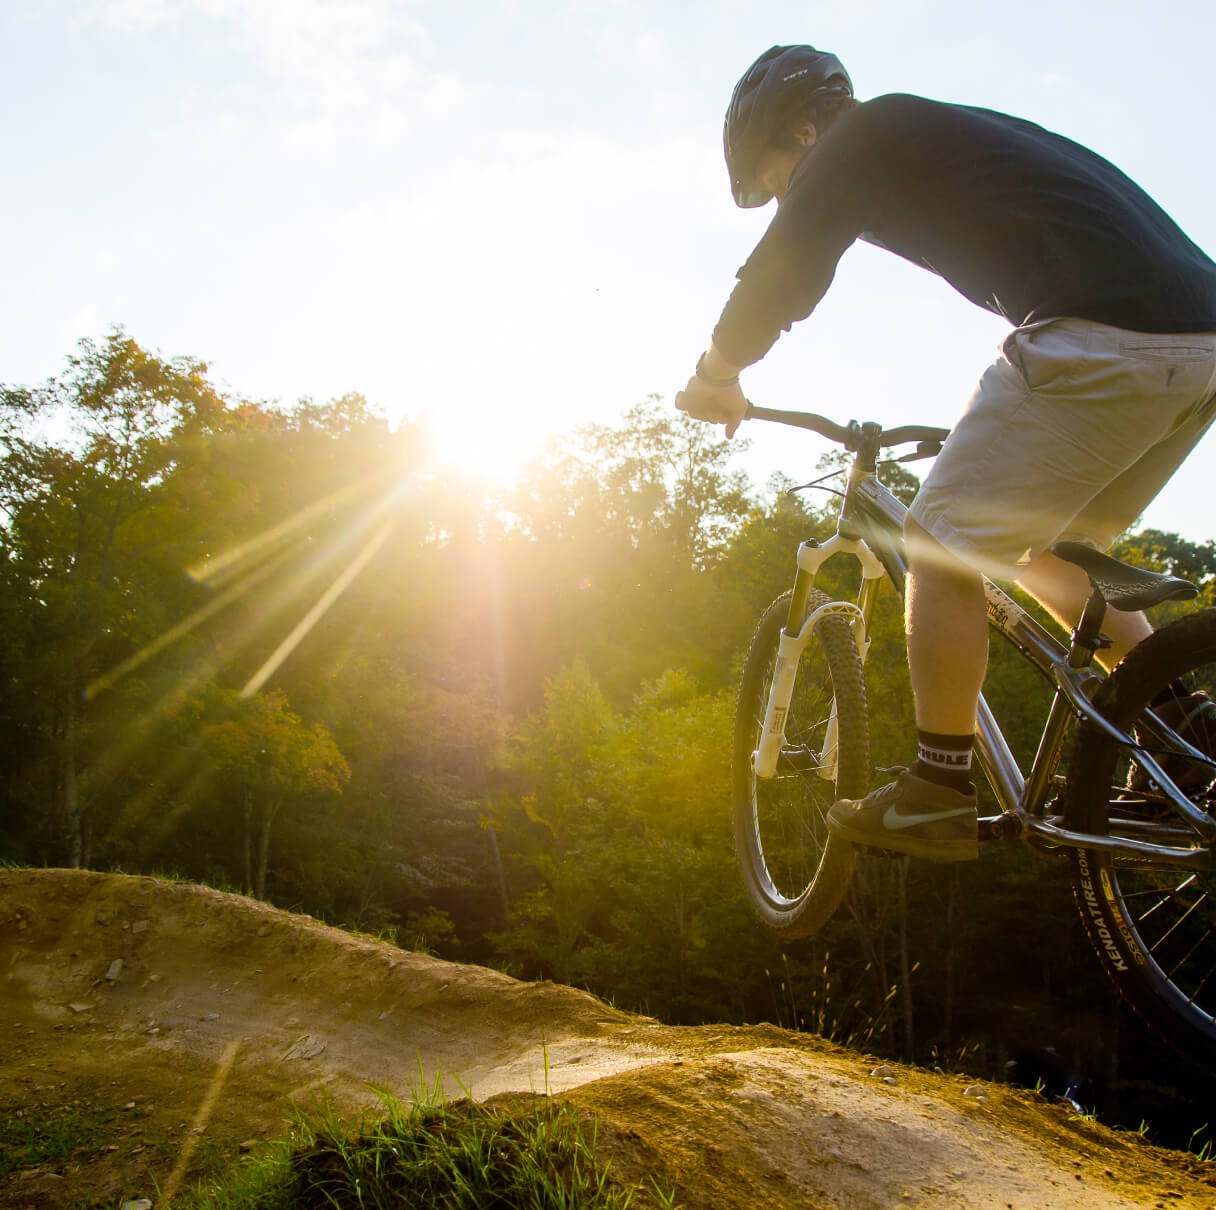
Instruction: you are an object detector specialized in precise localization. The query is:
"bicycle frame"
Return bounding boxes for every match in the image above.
[755,457,1214,873]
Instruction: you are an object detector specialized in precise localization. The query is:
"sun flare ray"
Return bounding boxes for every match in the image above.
[239,521,395,698]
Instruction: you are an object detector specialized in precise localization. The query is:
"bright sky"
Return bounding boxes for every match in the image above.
[3,0,1215,541]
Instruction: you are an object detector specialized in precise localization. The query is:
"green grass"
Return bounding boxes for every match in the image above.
[1187,1122,1213,1162]
[0,1102,117,1180]
[182,1085,675,1210]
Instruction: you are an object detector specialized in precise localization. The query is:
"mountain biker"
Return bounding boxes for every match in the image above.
[677,44,1216,862]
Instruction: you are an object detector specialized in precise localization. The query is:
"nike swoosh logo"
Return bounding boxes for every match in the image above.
[882,805,973,831]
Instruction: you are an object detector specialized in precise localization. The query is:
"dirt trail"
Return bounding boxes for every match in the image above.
[2,869,1214,1209]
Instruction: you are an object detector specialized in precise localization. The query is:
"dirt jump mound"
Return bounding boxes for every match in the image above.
[2,869,1214,1208]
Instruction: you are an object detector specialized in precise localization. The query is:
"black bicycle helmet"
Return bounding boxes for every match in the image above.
[724,44,853,207]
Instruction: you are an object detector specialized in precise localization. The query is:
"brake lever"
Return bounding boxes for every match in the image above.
[895,440,944,464]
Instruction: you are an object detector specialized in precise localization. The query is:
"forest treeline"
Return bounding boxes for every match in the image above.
[3,331,1215,1141]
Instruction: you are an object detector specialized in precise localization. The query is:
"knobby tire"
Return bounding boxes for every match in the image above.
[1066,607,1216,1071]
[732,590,870,938]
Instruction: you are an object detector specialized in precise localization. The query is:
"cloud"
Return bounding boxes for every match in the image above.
[650,91,685,123]
[422,72,480,121]
[327,121,717,253]
[92,0,179,29]
[636,32,661,63]
[90,0,453,130]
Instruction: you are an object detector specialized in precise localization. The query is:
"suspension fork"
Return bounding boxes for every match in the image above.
[753,534,886,780]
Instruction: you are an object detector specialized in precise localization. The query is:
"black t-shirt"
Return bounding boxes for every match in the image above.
[712,93,1216,366]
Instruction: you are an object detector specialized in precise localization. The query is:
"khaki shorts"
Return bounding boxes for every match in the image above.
[908,318,1216,580]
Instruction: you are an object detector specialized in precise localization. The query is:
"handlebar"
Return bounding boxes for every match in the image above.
[744,403,950,453]
[745,405,854,444]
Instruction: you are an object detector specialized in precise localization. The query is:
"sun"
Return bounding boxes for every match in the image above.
[415,399,553,486]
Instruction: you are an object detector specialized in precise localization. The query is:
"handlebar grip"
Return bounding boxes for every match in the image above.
[880,424,951,446]
[744,405,854,445]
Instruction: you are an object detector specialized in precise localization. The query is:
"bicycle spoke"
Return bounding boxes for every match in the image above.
[1149,891,1208,953]
[1123,883,1185,901]
[1137,893,1173,924]
[1186,963,1216,1011]
[1133,873,1196,900]
[1166,925,1215,983]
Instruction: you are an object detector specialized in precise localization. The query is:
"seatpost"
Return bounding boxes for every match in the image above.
[1021,586,1113,812]
[1068,587,1113,669]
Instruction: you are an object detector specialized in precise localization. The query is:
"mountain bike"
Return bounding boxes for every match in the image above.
[733,405,1216,1065]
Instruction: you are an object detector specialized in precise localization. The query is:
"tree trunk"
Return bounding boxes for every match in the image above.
[897,858,915,1062]
[847,865,894,1045]
[59,688,82,868]
[254,799,279,900]
[944,865,957,1053]
[487,823,511,922]
[242,790,254,895]
[675,864,687,1003]
[81,799,93,871]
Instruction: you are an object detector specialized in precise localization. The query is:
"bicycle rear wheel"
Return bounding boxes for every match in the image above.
[1065,608,1216,1070]
[732,590,870,938]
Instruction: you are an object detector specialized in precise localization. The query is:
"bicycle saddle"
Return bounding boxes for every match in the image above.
[1050,541,1198,612]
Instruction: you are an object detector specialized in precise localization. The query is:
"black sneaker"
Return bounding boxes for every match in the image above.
[1128,692,1216,795]
[827,768,979,862]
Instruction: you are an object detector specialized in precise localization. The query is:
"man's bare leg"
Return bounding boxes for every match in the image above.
[903,529,1153,733]
[825,517,983,861]
[904,517,989,734]
[1015,549,1152,670]
[826,525,1155,862]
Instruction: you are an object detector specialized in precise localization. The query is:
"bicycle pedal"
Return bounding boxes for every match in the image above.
[857,844,906,861]
[978,814,1021,842]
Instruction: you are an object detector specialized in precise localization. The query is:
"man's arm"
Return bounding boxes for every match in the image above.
[674,341,748,437]
[677,99,890,434]
[713,100,886,366]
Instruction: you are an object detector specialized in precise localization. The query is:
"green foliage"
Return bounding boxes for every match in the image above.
[294,1098,636,1210]
[508,395,751,566]
[0,1102,116,1179]
[198,687,350,897]
[489,662,617,985]
[403,905,458,955]
[185,1090,648,1210]
[486,661,754,1019]
[0,330,231,865]
[1112,527,1216,586]
[203,688,349,800]
[491,398,759,706]
[1113,527,1216,624]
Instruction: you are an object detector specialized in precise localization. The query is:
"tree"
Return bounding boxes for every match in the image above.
[0,330,226,865]
[593,670,741,1018]
[509,396,752,565]
[201,688,349,898]
[1112,528,1216,623]
[1113,528,1216,586]
[489,661,616,984]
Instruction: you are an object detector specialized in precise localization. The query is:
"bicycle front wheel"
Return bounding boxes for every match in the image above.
[733,590,870,938]
[1065,608,1216,1070]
